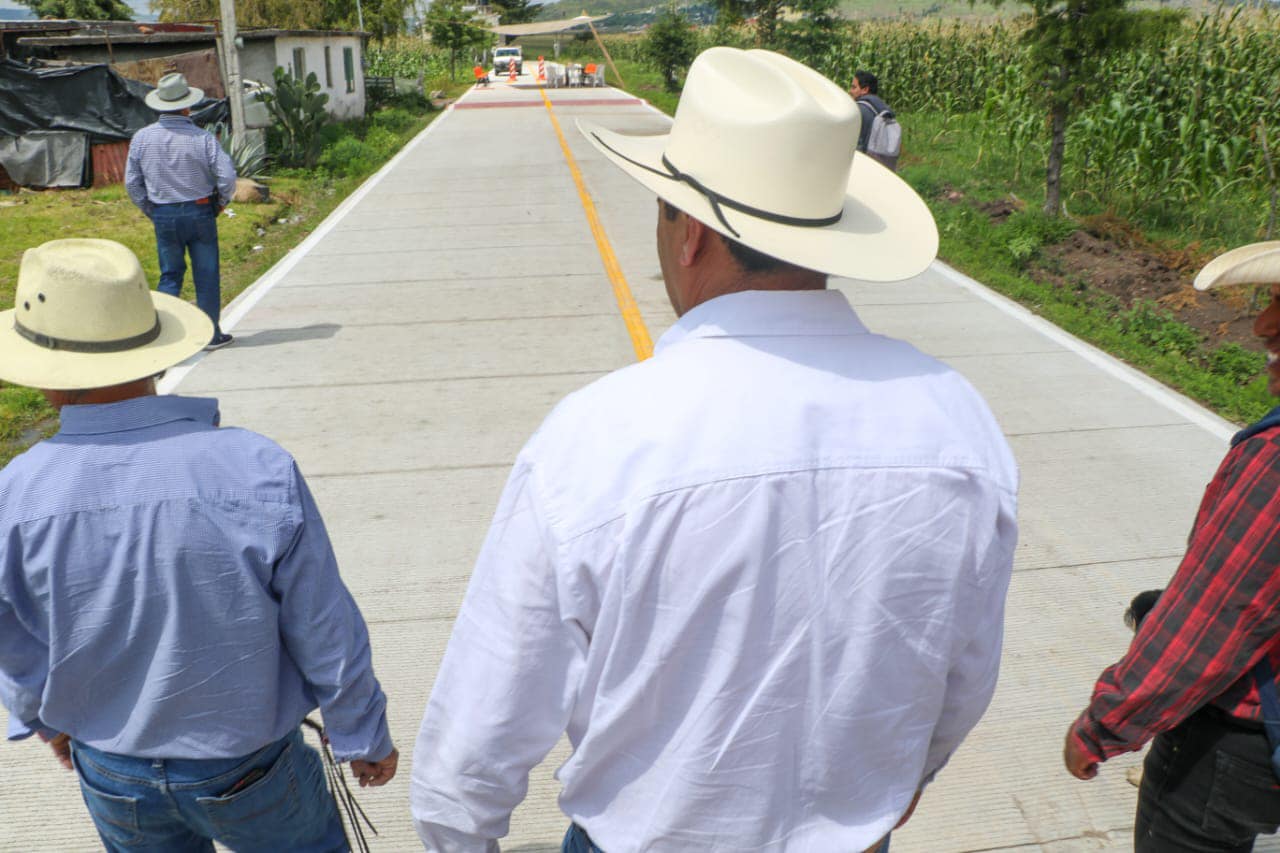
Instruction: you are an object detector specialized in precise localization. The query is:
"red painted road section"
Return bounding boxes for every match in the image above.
[454,98,644,110]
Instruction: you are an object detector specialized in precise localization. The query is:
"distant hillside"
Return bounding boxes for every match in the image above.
[535,0,714,29]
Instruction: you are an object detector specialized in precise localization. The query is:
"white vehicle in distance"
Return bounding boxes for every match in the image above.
[494,46,523,75]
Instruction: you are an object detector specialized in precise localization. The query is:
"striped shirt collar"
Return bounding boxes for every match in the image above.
[58,395,219,435]
[158,113,196,127]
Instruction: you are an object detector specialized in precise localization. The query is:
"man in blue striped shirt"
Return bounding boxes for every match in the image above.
[0,239,398,851]
[126,72,238,350]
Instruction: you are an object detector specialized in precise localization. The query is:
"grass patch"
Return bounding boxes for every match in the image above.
[0,85,467,467]
[902,110,1274,423]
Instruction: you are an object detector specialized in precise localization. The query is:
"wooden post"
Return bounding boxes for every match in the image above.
[217,0,247,151]
[585,17,625,90]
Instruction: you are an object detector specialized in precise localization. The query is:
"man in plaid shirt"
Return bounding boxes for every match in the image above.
[1065,242,1280,851]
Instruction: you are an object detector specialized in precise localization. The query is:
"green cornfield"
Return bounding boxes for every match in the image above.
[610,7,1280,239]
[365,38,455,82]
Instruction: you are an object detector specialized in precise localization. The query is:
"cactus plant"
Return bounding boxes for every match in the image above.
[259,68,329,168]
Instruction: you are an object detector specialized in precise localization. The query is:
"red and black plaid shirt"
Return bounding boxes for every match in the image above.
[1071,428,1280,764]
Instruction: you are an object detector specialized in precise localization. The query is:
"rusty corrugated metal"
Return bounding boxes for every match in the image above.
[91,141,129,187]
[114,48,225,99]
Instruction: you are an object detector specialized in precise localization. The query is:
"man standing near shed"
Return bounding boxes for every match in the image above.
[126,72,237,350]
[412,47,1018,852]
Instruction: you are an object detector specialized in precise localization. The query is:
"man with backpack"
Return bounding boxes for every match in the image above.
[1064,242,1280,851]
[849,70,901,171]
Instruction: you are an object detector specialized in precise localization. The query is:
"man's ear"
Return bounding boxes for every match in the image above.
[680,214,712,267]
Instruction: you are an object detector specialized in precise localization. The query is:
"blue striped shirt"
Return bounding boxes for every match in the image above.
[0,395,393,762]
[125,114,237,213]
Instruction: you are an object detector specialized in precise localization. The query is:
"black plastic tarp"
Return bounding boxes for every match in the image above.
[0,59,227,143]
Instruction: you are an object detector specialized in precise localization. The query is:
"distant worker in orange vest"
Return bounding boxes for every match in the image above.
[473,64,490,87]
[584,62,598,86]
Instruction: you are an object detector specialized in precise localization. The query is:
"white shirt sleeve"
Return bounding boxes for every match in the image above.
[922,492,1017,784]
[411,456,587,851]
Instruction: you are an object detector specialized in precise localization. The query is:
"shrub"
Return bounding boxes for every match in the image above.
[1117,302,1202,359]
[1209,342,1265,386]
[319,137,380,177]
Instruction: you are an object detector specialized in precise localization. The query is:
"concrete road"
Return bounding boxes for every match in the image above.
[5,76,1276,851]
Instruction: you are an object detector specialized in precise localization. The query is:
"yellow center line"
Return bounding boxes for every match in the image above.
[539,88,654,361]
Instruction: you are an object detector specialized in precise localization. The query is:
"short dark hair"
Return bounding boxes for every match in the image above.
[659,198,803,275]
[852,70,878,95]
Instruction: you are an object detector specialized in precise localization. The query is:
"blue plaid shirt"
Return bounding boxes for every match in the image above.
[125,114,237,214]
[0,396,393,762]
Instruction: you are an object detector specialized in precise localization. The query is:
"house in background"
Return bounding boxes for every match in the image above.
[0,21,369,190]
[247,31,367,120]
[12,24,369,122]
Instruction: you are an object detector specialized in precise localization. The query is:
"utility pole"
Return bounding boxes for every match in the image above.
[218,0,247,151]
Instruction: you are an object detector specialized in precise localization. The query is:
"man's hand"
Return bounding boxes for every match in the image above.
[46,733,72,771]
[350,748,398,787]
[1064,730,1099,780]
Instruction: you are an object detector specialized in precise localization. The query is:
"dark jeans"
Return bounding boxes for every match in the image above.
[151,200,222,337]
[563,824,604,852]
[70,728,346,852]
[1136,708,1280,852]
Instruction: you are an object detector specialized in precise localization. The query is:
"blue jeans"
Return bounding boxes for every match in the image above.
[151,200,222,337]
[562,824,604,852]
[561,824,888,852]
[70,728,347,852]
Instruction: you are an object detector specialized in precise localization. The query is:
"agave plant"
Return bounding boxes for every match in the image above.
[213,122,269,179]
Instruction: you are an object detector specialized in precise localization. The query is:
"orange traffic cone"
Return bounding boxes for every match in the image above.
[538,56,546,85]
[508,58,517,83]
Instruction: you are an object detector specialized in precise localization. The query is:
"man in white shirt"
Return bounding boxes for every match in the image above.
[411,47,1018,853]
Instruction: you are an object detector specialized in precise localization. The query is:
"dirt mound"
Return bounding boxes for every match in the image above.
[1032,227,1259,349]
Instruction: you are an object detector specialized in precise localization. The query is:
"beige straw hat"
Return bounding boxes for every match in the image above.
[0,239,213,390]
[577,47,938,282]
[1193,241,1280,291]
[145,72,205,112]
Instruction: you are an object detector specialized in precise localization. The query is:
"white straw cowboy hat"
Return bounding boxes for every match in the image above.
[145,72,205,112]
[0,239,213,390]
[1194,241,1280,291]
[577,47,937,282]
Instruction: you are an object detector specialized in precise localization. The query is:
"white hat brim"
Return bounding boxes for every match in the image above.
[1193,241,1280,291]
[0,292,212,390]
[145,86,205,112]
[578,120,938,283]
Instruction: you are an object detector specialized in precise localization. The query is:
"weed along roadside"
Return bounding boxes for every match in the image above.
[0,81,467,468]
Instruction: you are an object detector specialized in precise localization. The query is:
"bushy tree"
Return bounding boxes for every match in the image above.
[776,0,844,67]
[490,0,537,26]
[19,0,132,19]
[153,0,408,36]
[643,6,698,92]
[424,0,491,80]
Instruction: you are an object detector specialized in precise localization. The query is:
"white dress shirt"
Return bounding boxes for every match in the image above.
[411,289,1018,852]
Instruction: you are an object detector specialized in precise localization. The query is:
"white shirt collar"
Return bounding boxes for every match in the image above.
[654,289,869,354]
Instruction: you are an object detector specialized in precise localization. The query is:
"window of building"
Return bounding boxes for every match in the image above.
[324,46,333,88]
[343,46,355,94]
[292,47,306,80]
